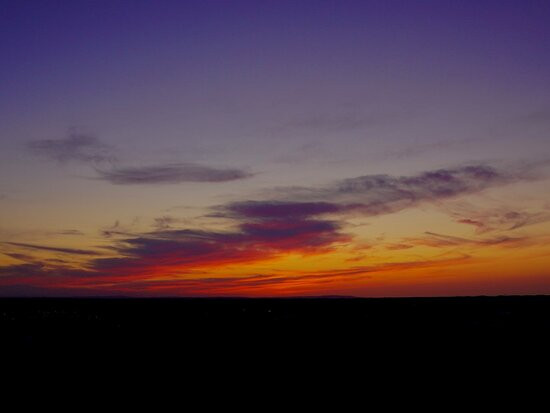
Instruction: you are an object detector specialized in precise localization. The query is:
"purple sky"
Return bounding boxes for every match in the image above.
[1,1,550,296]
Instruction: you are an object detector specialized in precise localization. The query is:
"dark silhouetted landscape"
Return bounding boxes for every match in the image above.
[2,296,550,357]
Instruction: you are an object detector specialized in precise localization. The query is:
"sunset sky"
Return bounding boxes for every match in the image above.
[1,0,550,297]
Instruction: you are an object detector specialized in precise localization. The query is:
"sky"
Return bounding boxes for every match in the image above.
[1,0,550,297]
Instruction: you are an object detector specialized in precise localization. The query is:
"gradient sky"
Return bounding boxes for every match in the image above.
[1,0,550,297]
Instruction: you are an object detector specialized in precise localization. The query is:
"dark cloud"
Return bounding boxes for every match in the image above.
[0,263,46,278]
[4,242,102,256]
[239,218,344,249]
[333,165,508,202]
[77,164,535,281]
[95,163,254,184]
[27,132,116,164]
[92,214,347,275]
[75,194,349,279]
[0,261,93,280]
[0,284,113,297]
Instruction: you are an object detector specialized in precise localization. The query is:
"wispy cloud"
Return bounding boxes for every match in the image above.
[27,132,253,185]
[2,252,36,262]
[408,232,528,248]
[95,163,254,184]
[4,242,102,256]
[385,243,415,251]
[446,203,550,234]
[328,164,515,205]
[223,164,529,221]
[152,216,178,230]
[27,132,116,164]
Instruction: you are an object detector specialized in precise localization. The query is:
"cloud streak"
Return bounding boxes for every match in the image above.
[0,253,470,297]
[95,163,254,184]
[403,232,528,249]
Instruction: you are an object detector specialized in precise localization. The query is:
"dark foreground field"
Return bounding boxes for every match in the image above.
[2,296,550,357]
